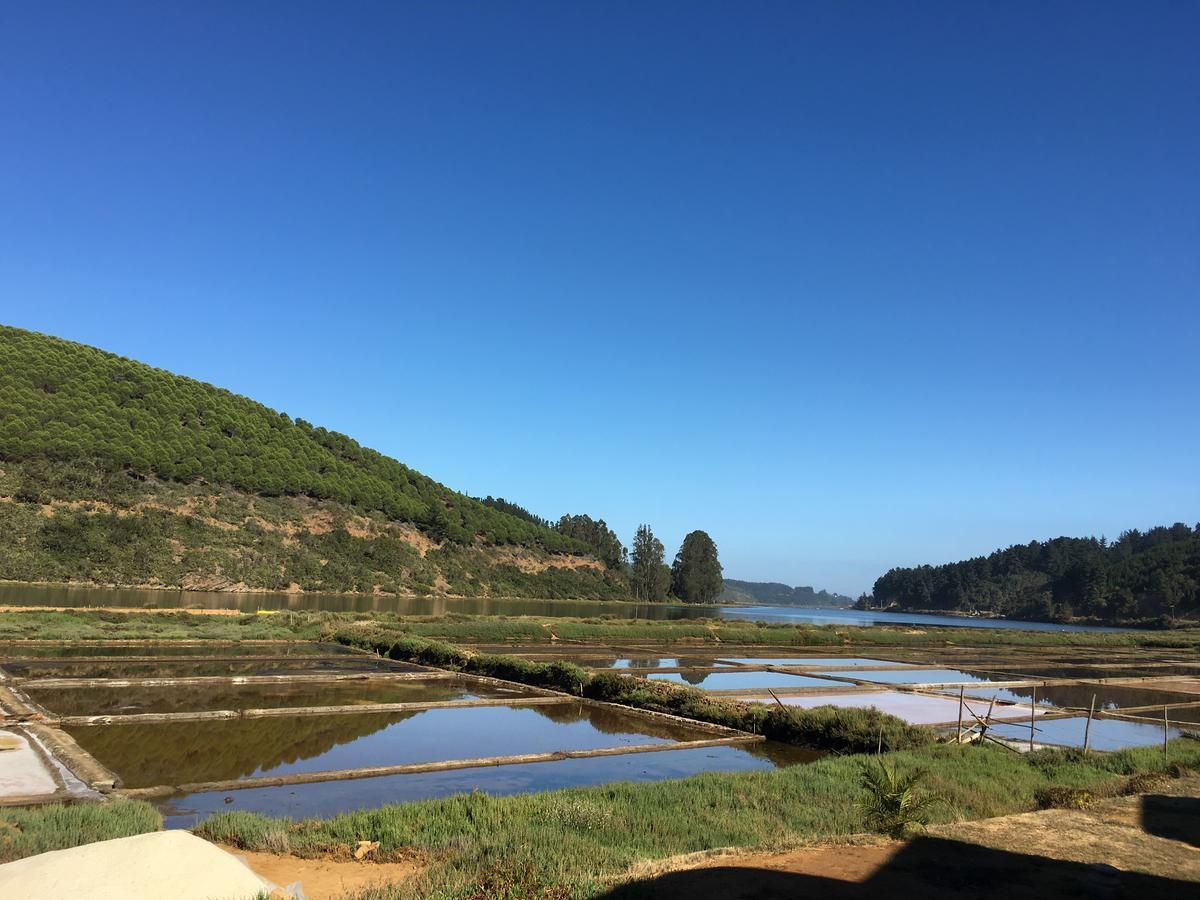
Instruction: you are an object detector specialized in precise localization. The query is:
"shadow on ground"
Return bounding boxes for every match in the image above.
[1142,794,1200,848]
[601,835,1197,900]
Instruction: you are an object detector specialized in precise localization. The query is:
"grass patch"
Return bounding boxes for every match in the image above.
[2,608,1199,649]
[0,800,161,863]
[194,739,1200,898]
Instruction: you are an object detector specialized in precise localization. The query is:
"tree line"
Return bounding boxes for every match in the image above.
[865,523,1200,624]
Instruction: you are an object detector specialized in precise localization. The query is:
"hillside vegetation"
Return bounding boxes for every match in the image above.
[0,326,627,598]
[870,525,1200,624]
[721,578,853,607]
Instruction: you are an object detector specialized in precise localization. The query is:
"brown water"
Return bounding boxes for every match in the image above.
[26,676,533,716]
[1,656,418,679]
[65,702,722,788]
[0,641,355,659]
[962,681,1200,711]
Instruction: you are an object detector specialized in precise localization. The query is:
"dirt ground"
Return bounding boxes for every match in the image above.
[219,846,422,900]
[605,776,1200,899]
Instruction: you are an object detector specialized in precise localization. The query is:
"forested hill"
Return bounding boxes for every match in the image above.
[720,579,853,607]
[869,525,1200,624]
[0,326,628,598]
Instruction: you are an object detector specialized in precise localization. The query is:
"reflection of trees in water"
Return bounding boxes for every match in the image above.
[67,712,412,787]
[30,678,469,716]
[679,670,711,687]
[528,702,706,742]
[742,740,823,768]
[679,657,722,669]
[625,659,663,669]
[1031,683,1191,710]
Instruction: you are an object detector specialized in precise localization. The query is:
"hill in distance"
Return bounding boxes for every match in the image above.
[867,525,1200,625]
[719,579,853,608]
[0,326,628,599]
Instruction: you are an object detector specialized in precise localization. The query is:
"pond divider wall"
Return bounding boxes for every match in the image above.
[22,722,121,791]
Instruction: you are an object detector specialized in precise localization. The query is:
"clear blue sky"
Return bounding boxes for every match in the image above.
[2,3,1197,596]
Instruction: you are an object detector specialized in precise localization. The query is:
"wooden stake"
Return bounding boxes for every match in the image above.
[1164,706,1170,761]
[1083,694,1096,753]
[1029,686,1037,752]
[957,686,964,743]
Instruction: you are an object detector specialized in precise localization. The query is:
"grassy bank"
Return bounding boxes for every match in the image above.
[0,800,161,863]
[3,608,1200,649]
[195,740,1200,898]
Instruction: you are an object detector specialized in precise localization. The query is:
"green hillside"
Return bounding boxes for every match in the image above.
[0,326,627,598]
[720,579,853,607]
[868,525,1200,624]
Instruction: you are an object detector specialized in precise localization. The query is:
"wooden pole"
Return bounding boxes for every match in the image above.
[1083,694,1096,753]
[1164,706,1170,761]
[1029,686,1037,752]
[957,686,964,743]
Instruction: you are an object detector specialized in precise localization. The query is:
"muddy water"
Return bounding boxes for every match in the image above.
[717,657,908,668]
[156,742,818,826]
[956,681,1200,711]
[65,702,720,788]
[27,677,533,716]
[1,656,416,679]
[0,642,355,659]
[827,667,1006,685]
[646,671,848,690]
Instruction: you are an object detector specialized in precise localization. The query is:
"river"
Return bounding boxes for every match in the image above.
[0,583,1127,632]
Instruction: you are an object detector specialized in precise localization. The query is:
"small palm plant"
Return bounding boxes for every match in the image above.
[857,760,940,838]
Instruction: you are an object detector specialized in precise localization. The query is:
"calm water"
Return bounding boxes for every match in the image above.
[66,702,720,788]
[28,676,533,716]
[0,584,1127,632]
[988,716,1184,751]
[157,743,818,827]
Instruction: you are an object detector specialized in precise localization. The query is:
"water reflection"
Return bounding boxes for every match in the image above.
[0,584,1128,632]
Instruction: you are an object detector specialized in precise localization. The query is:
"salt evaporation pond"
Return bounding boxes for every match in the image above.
[646,671,847,690]
[65,702,720,788]
[0,642,356,659]
[740,691,1045,725]
[717,657,909,668]
[987,716,1185,751]
[2,656,415,679]
[156,742,821,826]
[28,676,534,716]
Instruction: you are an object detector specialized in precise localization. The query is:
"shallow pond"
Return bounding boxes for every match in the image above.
[156,742,820,827]
[646,671,849,690]
[2,657,415,679]
[717,657,908,668]
[824,668,1004,685]
[27,676,532,716]
[987,715,1184,751]
[66,702,718,788]
[0,642,353,659]
[949,682,1199,711]
[741,690,1044,725]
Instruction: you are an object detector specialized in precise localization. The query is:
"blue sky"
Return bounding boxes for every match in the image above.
[1,3,1197,595]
